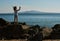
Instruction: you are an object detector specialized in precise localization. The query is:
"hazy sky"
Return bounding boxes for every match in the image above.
[0,0,60,13]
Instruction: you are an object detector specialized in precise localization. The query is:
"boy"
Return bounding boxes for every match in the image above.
[13,6,21,24]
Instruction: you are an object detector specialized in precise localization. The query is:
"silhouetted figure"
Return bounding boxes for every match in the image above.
[13,6,21,24]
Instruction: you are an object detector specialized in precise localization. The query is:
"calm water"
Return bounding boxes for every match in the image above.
[0,13,60,28]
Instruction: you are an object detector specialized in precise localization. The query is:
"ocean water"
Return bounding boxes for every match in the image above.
[0,13,60,28]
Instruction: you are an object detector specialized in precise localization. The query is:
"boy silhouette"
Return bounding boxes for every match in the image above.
[13,6,21,24]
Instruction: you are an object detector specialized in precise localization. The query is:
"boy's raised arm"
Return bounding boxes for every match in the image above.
[17,6,21,11]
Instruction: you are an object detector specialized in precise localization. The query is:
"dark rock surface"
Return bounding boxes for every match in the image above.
[0,18,8,26]
[1,18,60,40]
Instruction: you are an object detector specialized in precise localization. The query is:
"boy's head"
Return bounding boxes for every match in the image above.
[13,6,17,11]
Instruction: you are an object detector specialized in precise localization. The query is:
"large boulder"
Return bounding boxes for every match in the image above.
[42,27,52,38]
[52,24,60,31]
[48,24,60,39]
[0,18,9,26]
[27,25,43,41]
[3,24,24,39]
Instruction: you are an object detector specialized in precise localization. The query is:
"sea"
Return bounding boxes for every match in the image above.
[0,13,60,28]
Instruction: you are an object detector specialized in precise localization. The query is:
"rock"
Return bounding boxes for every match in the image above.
[48,24,60,39]
[0,18,9,26]
[42,27,52,38]
[3,24,24,39]
[11,22,26,25]
[30,25,40,30]
[21,25,30,29]
[22,22,26,25]
[52,24,60,31]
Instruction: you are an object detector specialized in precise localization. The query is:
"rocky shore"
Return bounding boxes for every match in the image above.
[0,18,60,41]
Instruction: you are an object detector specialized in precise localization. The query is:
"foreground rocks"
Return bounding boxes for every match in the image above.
[1,18,60,40]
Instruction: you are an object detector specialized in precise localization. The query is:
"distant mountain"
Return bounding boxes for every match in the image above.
[22,10,41,13]
[20,10,45,15]
[20,10,60,15]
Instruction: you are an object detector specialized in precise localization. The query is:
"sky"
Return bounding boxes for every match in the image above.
[0,0,60,13]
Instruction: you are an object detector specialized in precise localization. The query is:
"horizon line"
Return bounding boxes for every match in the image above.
[0,10,60,13]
